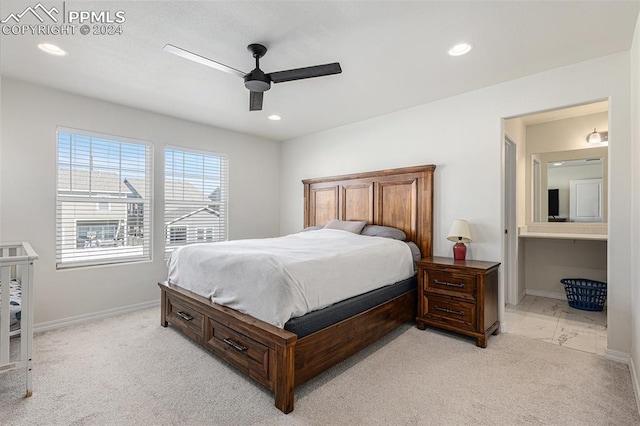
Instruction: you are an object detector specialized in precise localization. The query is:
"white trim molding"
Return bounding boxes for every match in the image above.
[605,348,631,364]
[525,289,567,301]
[630,356,640,415]
[34,300,160,333]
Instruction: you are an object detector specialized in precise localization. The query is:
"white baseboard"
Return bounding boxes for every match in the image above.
[630,356,640,415]
[525,289,567,301]
[518,289,527,304]
[604,348,630,364]
[34,299,160,333]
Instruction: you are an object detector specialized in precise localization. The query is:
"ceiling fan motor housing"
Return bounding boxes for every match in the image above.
[244,69,271,92]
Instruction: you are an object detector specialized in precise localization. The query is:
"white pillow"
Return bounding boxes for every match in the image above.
[323,219,367,234]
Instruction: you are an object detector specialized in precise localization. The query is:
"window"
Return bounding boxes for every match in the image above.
[196,227,214,242]
[76,220,121,248]
[165,147,228,255]
[56,128,152,268]
[168,226,187,244]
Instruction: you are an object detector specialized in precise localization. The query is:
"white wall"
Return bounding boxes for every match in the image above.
[526,112,609,156]
[523,239,607,298]
[0,76,2,243]
[0,79,281,324]
[280,52,632,355]
[630,9,640,409]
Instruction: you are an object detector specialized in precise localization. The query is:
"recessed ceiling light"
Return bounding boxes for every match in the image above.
[38,43,68,56]
[268,115,281,121]
[448,42,473,57]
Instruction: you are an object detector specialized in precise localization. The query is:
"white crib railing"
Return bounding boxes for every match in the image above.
[0,242,38,397]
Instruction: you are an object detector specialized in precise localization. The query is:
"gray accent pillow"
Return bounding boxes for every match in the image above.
[323,219,367,234]
[300,226,323,232]
[406,241,422,262]
[361,225,407,241]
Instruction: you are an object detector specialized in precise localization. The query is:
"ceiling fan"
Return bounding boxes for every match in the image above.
[163,43,342,111]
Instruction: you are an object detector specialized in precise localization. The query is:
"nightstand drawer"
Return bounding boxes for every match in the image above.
[166,296,205,339]
[422,295,476,331]
[424,270,476,300]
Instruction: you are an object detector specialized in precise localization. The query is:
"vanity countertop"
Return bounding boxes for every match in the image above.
[518,231,607,241]
[518,224,607,241]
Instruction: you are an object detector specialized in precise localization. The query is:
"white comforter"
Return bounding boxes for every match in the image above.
[167,229,414,328]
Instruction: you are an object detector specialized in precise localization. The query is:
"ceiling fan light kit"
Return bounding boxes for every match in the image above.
[164,42,342,111]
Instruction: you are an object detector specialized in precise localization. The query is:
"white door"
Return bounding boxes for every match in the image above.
[569,179,602,222]
[504,137,518,307]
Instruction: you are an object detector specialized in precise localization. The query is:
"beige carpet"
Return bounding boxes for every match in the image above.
[1,307,638,425]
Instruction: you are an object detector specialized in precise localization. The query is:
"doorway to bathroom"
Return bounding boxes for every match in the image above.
[503,101,608,355]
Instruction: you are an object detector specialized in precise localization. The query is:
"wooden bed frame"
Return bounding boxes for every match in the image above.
[159,164,435,413]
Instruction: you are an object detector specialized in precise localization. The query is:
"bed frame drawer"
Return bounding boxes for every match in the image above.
[166,296,205,340]
[206,318,271,387]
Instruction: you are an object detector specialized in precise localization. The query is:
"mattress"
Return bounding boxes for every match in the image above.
[0,279,21,329]
[168,229,415,328]
[284,274,416,338]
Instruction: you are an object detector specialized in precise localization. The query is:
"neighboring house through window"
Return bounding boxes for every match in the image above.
[168,225,187,244]
[56,128,152,268]
[165,147,228,256]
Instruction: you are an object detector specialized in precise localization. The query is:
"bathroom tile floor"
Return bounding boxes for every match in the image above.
[505,295,607,355]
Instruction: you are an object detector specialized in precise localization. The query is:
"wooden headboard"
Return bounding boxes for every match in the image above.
[302,165,436,258]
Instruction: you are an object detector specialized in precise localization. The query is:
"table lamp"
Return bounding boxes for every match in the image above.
[447,219,472,260]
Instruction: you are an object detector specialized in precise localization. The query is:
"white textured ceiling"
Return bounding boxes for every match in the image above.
[1,1,638,141]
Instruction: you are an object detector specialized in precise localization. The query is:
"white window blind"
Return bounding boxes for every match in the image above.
[165,147,228,256]
[56,128,152,268]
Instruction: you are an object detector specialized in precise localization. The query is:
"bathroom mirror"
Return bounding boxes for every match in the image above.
[531,147,607,223]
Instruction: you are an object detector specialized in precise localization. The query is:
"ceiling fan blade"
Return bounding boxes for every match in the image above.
[268,62,342,83]
[249,91,263,111]
[163,44,246,78]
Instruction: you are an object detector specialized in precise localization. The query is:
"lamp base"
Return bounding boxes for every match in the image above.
[453,242,467,260]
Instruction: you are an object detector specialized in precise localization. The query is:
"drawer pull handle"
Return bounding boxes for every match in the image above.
[434,279,465,288]
[223,338,248,352]
[176,311,194,321]
[434,305,465,316]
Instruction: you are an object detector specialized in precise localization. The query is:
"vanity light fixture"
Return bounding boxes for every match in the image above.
[268,115,281,121]
[448,42,473,57]
[587,128,601,144]
[586,128,608,144]
[37,43,68,56]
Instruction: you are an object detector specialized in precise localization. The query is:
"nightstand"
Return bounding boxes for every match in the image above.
[416,256,500,348]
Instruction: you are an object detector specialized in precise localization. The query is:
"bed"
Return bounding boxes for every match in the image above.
[159,164,435,413]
